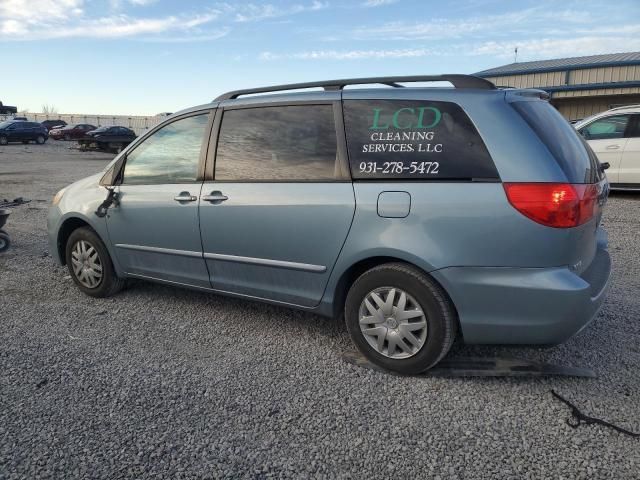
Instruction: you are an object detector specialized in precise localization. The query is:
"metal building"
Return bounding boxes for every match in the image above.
[475,52,640,121]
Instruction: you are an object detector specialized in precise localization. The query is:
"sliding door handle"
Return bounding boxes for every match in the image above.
[174,192,197,202]
[201,191,229,204]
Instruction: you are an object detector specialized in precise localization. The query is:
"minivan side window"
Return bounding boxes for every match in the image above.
[122,113,209,185]
[579,115,630,140]
[343,100,498,180]
[215,105,338,181]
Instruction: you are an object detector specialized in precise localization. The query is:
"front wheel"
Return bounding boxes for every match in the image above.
[0,136,8,145]
[65,227,125,297]
[64,134,71,141]
[345,263,457,374]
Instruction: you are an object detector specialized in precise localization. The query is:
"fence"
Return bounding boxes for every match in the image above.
[0,112,168,135]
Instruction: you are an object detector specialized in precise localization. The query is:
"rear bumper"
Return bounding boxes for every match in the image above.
[431,247,611,345]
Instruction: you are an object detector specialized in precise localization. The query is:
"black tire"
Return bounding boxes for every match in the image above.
[65,227,125,298]
[22,140,29,144]
[36,135,46,144]
[0,230,10,253]
[0,136,8,145]
[64,134,71,141]
[345,262,457,374]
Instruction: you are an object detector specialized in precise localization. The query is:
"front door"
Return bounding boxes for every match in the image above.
[199,102,355,307]
[619,115,640,185]
[580,114,632,184]
[106,111,212,287]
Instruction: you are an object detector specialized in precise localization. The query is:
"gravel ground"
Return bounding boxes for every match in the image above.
[1,141,639,479]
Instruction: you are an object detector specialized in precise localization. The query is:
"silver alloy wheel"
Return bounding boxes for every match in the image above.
[358,287,428,359]
[71,240,103,288]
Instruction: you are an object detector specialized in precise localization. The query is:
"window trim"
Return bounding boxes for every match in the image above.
[579,113,634,140]
[118,109,215,186]
[206,101,351,183]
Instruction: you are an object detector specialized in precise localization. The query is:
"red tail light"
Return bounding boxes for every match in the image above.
[503,183,599,228]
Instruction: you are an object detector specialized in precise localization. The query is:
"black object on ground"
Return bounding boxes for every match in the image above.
[342,350,597,378]
[0,209,10,252]
[0,197,31,208]
[551,390,640,438]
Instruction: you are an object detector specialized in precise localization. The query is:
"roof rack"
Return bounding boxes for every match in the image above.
[607,104,640,112]
[214,74,496,101]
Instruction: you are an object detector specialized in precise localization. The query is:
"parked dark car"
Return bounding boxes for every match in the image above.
[50,123,96,140]
[77,126,136,153]
[41,119,67,131]
[0,120,48,145]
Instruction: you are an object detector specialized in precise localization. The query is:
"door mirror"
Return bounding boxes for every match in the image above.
[99,154,126,186]
[599,162,610,172]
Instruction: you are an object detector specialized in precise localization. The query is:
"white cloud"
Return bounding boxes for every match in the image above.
[0,2,225,41]
[348,8,597,41]
[0,0,84,20]
[362,0,398,6]
[233,1,329,22]
[260,48,437,61]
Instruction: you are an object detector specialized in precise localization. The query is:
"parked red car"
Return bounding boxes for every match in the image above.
[50,123,96,140]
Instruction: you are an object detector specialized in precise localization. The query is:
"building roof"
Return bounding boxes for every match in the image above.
[475,51,640,77]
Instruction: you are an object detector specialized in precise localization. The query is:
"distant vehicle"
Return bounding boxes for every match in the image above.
[11,116,28,121]
[0,120,48,145]
[0,101,17,115]
[77,126,136,153]
[50,123,96,141]
[41,120,68,132]
[575,104,640,190]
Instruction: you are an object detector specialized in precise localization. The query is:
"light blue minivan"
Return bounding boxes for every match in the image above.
[48,75,611,373]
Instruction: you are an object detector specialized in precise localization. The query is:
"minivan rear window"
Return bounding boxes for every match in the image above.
[511,100,599,183]
[343,100,498,181]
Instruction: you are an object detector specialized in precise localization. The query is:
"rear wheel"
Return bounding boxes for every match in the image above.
[345,263,457,374]
[65,227,124,297]
[36,135,45,145]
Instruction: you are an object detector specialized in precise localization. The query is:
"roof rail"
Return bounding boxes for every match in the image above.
[607,104,640,112]
[214,74,496,101]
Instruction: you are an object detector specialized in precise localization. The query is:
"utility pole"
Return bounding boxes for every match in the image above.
[514,47,518,63]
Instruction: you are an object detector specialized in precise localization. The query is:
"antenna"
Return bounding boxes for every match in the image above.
[514,47,518,63]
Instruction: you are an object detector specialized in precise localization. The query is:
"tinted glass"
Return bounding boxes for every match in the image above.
[343,100,497,180]
[511,100,599,183]
[215,105,338,181]
[123,113,209,185]
[579,115,630,140]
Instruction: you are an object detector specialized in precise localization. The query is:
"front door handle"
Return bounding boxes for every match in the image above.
[201,191,229,204]
[605,144,620,150]
[174,191,197,202]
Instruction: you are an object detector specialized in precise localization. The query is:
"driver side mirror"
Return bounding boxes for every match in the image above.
[99,154,126,186]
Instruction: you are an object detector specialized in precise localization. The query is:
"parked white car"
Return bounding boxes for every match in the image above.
[575,105,640,190]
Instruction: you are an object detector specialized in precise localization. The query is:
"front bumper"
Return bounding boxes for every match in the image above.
[431,246,612,345]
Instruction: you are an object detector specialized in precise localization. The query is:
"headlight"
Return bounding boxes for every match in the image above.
[52,188,67,206]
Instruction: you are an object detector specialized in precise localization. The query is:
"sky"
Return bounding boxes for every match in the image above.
[1,0,639,116]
